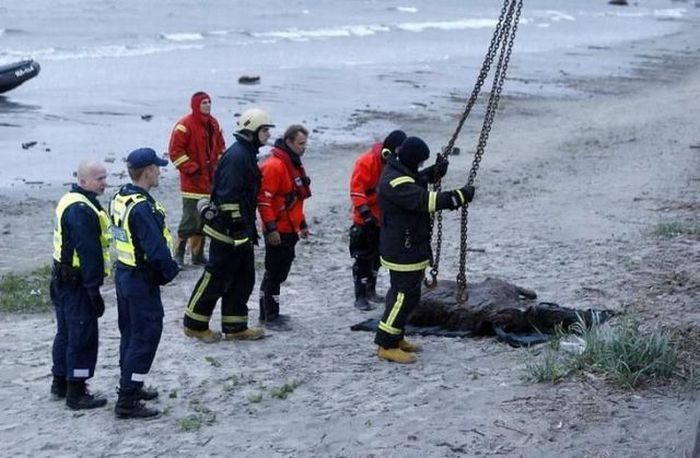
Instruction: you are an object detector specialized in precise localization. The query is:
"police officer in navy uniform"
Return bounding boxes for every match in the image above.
[51,160,111,410]
[182,108,270,343]
[375,137,474,364]
[110,148,179,419]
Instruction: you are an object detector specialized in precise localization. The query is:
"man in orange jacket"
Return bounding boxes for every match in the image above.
[168,91,226,267]
[257,124,311,329]
[349,130,406,311]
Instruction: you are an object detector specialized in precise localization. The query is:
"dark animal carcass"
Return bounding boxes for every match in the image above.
[410,278,609,336]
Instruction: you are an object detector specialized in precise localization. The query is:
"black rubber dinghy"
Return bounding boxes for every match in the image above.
[0,60,41,94]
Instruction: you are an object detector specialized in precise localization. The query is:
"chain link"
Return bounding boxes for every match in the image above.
[426,0,511,288]
[427,0,523,293]
[457,0,523,302]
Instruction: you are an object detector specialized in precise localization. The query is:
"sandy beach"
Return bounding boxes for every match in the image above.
[1,2,699,457]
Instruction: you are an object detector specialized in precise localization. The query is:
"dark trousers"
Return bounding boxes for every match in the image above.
[50,280,99,380]
[177,197,203,238]
[349,223,381,282]
[260,233,298,318]
[115,267,163,392]
[184,239,255,333]
[374,269,424,348]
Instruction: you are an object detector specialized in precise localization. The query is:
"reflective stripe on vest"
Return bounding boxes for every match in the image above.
[110,193,173,267]
[52,192,112,276]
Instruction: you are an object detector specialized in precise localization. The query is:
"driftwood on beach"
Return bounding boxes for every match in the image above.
[410,278,610,335]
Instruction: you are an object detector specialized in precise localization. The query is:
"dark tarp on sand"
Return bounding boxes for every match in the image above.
[350,278,613,347]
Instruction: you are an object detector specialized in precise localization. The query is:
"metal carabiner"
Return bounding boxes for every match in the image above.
[423,269,439,289]
[456,285,468,304]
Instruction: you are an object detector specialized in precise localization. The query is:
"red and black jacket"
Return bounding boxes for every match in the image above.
[258,139,311,234]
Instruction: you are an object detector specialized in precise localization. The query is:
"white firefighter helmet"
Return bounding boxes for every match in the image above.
[237,108,274,133]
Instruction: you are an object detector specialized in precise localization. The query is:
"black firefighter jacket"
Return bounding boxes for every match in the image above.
[378,156,457,272]
[208,133,261,244]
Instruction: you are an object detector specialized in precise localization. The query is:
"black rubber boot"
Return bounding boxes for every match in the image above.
[366,275,385,303]
[65,380,107,410]
[260,295,291,330]
[137,386,159,401]
[259,293,285,322]
[174,237,187,268]
[115,388,160,419]
[50,375,67,400]
[353,279,373,311]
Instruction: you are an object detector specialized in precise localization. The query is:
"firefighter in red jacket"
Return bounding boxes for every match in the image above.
[257,125,311,329]
[349,130,406,310]
[168,91,226,267]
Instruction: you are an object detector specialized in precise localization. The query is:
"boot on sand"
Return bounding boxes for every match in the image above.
[377,346,417,364]
[183,327,221,343]
[65,380,107,410]
[224,328,265,341]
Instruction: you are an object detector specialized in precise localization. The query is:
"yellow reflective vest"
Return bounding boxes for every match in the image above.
[52,191,112,277]
[110,192,173,267]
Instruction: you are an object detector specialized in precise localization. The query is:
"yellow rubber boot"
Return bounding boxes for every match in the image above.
[377,346,417,364]
[398,339,422,353]
[224,327,265,341]
[183,327,221,343]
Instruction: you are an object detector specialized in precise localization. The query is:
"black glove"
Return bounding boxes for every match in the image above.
[358,204,377,227]
[422,160,449,183]
[88,290,105,318]
[442,185,476,210]
[455,184,475,204]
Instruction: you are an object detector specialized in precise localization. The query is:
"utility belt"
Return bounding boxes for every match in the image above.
[52,261,82,288]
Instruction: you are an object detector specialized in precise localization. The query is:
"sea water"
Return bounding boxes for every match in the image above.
[0,0,696,186]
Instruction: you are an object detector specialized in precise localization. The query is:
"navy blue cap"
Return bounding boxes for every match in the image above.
[126,147,168,169]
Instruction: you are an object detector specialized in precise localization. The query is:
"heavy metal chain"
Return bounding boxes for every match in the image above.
[427,0,523,303]
[426,0,511,289]
[457,0,522,302]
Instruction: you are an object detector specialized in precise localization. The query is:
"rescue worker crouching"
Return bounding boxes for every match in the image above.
[182,108,272,343]
[110,148,180,418]
[349,130,406,311]
[258,124,312,330]
[375,136,474,364]
[168,91,226,268]
[51,161,111,410]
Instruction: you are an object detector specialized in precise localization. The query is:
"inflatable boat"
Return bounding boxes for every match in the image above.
[0,60,41,94]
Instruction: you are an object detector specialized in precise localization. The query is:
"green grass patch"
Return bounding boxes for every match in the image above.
[177,404,217,432]
[574,317,677,389]
[270,380,301,400]
[525,315,678,390]
[525,350,569,384]
[653,222,700,238]
[0,265,53,313]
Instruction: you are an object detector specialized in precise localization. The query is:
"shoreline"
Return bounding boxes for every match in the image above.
[0,13,698,457]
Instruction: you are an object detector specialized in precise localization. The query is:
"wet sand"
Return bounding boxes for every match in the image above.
[0,19,698,458]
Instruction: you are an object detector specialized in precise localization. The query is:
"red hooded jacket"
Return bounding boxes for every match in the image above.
[258,140,311,234]
[168,92,226,199]
[350,142,384,226]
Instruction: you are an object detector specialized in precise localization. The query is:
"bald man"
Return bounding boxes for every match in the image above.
[51,160,112,410]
